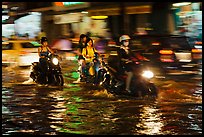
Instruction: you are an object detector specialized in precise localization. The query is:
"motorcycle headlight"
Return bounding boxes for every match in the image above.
[142,70,154,79]
[52,57,59,65]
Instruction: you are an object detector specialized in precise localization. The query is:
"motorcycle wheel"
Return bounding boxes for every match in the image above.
[131,80,157,98]
[54,74,64,86]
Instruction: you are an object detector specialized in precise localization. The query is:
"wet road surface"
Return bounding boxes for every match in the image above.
[2,60,202,135]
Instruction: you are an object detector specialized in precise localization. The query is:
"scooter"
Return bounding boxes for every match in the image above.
[81,52,103,85]
[30,53,64,86]
[99,55,157,97]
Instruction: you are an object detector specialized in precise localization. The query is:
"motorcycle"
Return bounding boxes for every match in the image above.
[30,53,64,86]
[98,55,157,97]
[80,52,101,85]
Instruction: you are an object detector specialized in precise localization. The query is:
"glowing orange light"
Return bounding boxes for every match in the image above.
[159,50,174,55]
[195,41,202,45]
[152,42,160,46]
[160,59,174,62]
[192,48,202,53]
[55,2,64,6]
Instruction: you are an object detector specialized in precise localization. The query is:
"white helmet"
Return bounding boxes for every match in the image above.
[119,35,130,42]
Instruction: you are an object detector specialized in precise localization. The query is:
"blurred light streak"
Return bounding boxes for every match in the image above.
[173,2,191,7]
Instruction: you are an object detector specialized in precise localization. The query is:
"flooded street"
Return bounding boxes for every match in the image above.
[2,60,202,135]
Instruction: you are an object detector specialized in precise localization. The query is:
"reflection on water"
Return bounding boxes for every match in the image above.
[135,105,163,135]
[2,80,202,135]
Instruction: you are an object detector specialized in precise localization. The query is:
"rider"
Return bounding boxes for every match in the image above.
[38,37,54,83]
[75,34,89,82]
[82,37,99,82]
[117,35,135,93]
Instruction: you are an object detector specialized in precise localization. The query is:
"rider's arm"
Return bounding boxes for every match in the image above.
[81,48,87,58]
[135,52,149,61]
[38,47,45,58]
[76,47,82,55]
[47,46,54,54]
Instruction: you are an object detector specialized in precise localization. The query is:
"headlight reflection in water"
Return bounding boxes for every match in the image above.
[135,105,164,135]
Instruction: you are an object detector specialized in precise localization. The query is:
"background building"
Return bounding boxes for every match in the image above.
[2,2,202,42]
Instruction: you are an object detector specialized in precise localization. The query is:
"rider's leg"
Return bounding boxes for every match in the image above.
[125,71,133,93]
[77,59,86,81]
[39,58,47,83]
[81,59,86,77]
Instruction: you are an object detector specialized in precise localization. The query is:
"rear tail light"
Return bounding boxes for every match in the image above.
[195,41,202,45]
[159,50,174,55]
[192,48,202,53]
[160,59,174,62]
[152,42,160,46]
[20,51,29,55]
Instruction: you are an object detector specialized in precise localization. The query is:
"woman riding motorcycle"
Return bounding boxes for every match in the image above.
[38,37,54,83]
[117,35,135,93]
[76,34,89,81]
[117,35,149,93]
[81,37,100,83]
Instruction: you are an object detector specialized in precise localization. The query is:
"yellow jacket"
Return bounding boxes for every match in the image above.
[82,46,97,62]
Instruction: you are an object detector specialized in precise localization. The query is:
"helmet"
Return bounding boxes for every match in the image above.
[80,34,87,39]
[40,37,48,44]
[119,35,130,42]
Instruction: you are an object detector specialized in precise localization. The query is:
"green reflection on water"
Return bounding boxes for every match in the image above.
[59,128,86,134]
[59,96,87,134]
[64,121,83,129]
[64,86,81,92]
[72,96,82,102]
[71,72,79,79]
[64,72,79,79]
[66,104,79,114]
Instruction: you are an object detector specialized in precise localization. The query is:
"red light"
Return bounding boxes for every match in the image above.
[160,59,174,62]
[195,41,202,45]
[192,48,202,53]
[20,51,28,55]
[159,50,173,54]
[108,41,116,44]
[55,2,64,6]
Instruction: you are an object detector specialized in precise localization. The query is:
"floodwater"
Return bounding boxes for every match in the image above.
[2,61,202,135]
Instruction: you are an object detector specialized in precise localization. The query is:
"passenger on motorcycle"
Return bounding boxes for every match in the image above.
[38,37,54,83]
[82,37,100,82]
[117,35,135,93]
[75,34,89,82]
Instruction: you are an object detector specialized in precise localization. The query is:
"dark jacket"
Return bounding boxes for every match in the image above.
[76,42,87,60]
[117,47,135,72]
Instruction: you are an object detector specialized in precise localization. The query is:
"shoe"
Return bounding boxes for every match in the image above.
[73,78,81,83]
[125,89,131,93]
[80,78,86,82]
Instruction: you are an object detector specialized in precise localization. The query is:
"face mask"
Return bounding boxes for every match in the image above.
[123,41,129,46]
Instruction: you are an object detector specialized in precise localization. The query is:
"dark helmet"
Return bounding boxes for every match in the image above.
[40,37,48,44]
[86,37,93,44]
[79,34,87,39]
